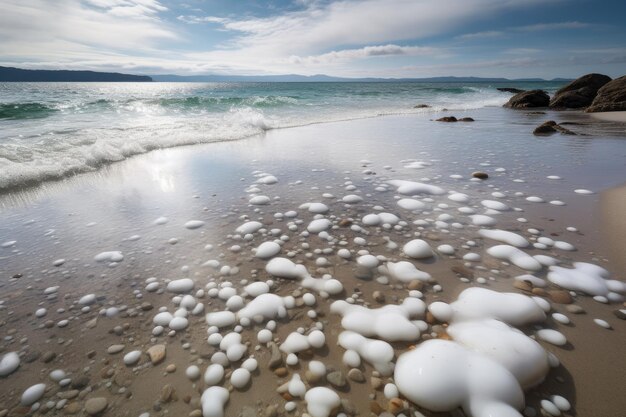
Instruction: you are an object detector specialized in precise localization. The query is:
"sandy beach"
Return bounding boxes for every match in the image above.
[1,108,625,417]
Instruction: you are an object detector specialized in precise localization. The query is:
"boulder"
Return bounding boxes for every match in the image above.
[586,75,626,112]
[549,73,611,109]
[413,104,430,108]
[497,87,524,94]
[504,90,549,109]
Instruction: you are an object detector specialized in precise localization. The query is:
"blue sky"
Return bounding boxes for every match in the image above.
[0,0,625,78]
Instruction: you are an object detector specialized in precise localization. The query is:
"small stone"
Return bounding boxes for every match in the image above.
[267,342,283,369]
[147,345,166,365]
[160,384,176,403]
[548,290,573,304]
[305,370,323,384]
[327,371,347,388]
[84,397,108,415]
[388,398,405,414]
[42,351,57,363]
[451,265,473,279]
[140,302,153,311]
[107,345,125,354]
[65,402,80,414]
[338,219,353,227]
[513,280,533,292]
[566,304,585,314]
[165,364,176,373]
[613,309,626,320]
[407,280,423,290]
[189,411,202,417]
[372,291,385,303]
[472,171,489,180]
[71,375,90,389]
[274,367,288,377]
[370,376,383,390]
[370,401,384,414]
[265,404,279,417]
[347,368,365,383]
[531,287,548,297]
[85,318,98,329]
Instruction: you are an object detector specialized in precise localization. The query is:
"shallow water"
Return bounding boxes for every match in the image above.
[0,81,569,190]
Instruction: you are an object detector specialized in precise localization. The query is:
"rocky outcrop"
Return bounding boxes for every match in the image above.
[586,75,626,112]
[435,116,475,122]
[549,73,611,109]
[504,90,549,109]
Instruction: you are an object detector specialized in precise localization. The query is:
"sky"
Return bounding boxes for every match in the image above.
[0,0,625,79]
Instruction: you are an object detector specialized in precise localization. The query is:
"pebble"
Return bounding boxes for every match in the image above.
[472,171,489,179]
[547,290,572,304]
[565,305,585,314]
[326,370,347,388]
[107,344,125,354]
[85,397,108,415]
[347,368,365,383]
[147,345,166,365]
[165,364,177,373]
[268,342,283,369]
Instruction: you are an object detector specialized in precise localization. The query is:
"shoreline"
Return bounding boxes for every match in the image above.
[0,109,624,417]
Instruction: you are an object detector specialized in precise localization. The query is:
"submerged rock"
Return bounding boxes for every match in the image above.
[550,73,611,109]
[504,90,549,109]
[497,87,524,94]
[533,121,576,136]
[413,103,430,108]
[436,116,457,122]
[586,75,626,112]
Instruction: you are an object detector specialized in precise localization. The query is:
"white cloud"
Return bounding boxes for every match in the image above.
[457,30,504,40]
[0,0,176,52]
[177,15,228,24]
[286,44,437,64]
[517,21,590,31]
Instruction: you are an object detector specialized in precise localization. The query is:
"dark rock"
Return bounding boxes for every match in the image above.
[327,370,347,388]
[504,90,549,109]
[436,116,457,122]
[471,171,489,179]
[497,87,524,94]
[534,120,577,136]
[42,351,56,363]
[550,73,611,109]
[533,121,558,135]
[267,342,282,369]
[413,104,430,108]
[71,375,90,389]
[586,75,626,112]
[458,117,474,122]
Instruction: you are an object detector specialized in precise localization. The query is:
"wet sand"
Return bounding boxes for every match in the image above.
[0,108,625,417]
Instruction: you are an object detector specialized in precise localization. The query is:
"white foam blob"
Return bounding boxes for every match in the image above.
[201,386,229,417]
[167,278,195,293]
[255,242,281,259]
[548,262,626,297]
[487,245,542,271]
[479,230,529,248]
[0,352,20,377]
[536,329,567,346]
[403,239,435,259]
[331,298,425,341]
[388,179,445,195]
[94,251,124,263]
[185,220,205,229]
[386,261,431,282]
[338,331,394,375]
[305,387,341,417]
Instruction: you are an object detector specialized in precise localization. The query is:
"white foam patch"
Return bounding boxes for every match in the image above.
[338,331,394,375]
[388,179,445,195]
[469,215,497,226]
[237,293,289,321]
[236,221,263,235]
[403,239,435,259]
[254,242,281,259]
[386,261,431,282]
[481,200,510,211]
[487,245,542,271]
[479,229,529,248]
[548,262,626,298]
[201,386,229,417]
[397,198,426,211]
[94,251,124,263]
[331,298,425,341]
[305,387,341,417]
[307,218,332,233]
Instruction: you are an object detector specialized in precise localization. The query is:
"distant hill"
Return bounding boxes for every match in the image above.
[151,74,570,83]
[0,66,152,82]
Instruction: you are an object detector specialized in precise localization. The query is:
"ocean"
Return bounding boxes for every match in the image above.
[0,81,565,191]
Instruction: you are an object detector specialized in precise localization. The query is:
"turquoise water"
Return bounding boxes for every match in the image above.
[0,81,564,189]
